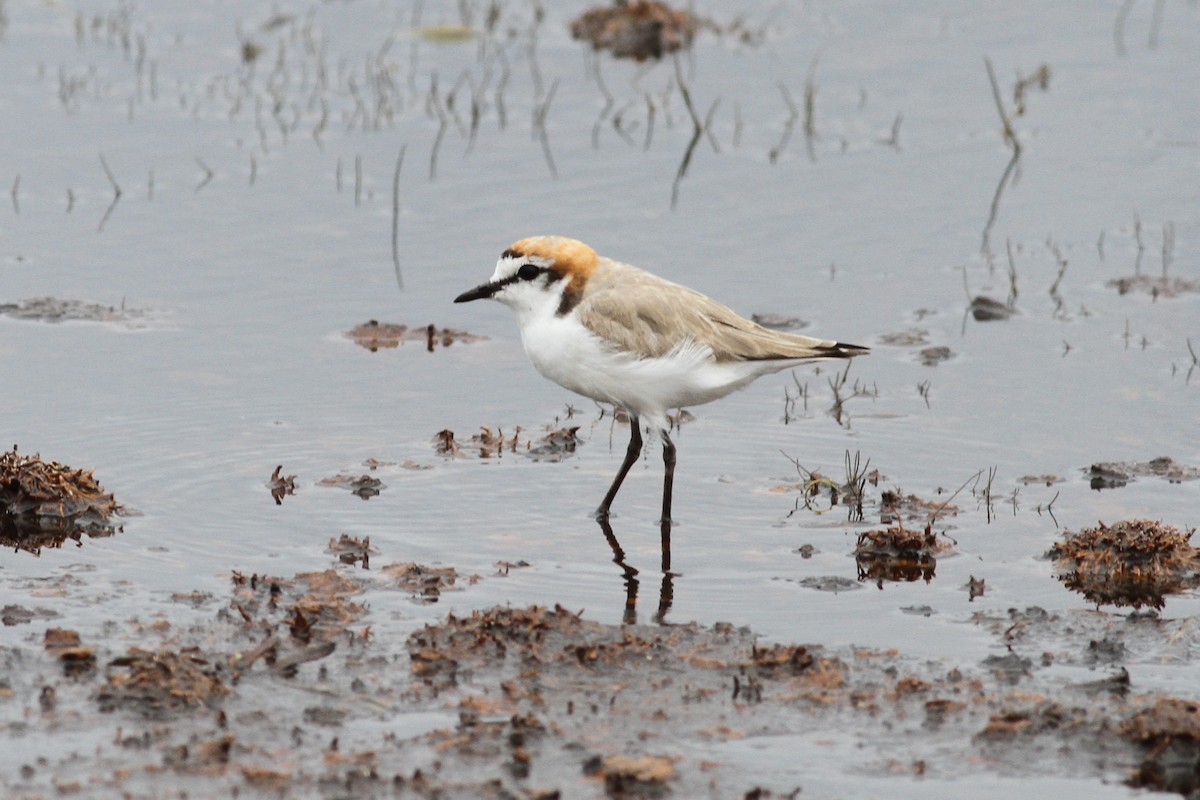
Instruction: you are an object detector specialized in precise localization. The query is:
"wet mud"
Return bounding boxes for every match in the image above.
[1086,458,1200,490]
[0,297,149,326]
[4,553,1200,798]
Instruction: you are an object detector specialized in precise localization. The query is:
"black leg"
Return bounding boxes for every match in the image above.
[595,415,642,519]
[659,429,676,525]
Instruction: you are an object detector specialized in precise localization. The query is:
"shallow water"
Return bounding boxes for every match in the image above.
[2,0,1199,796]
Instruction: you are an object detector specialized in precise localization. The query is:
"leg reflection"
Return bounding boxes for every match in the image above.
[594,514,675,625]
[654,514,675,624]
[596,515,639,625]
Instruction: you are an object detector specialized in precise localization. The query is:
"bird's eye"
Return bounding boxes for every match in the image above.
[517,263,541,281]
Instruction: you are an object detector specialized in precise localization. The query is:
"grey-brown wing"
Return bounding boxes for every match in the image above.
[575,271,865,362]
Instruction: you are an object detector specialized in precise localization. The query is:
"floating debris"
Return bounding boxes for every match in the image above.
[435,424,583,461]
[266,465,296,505]
[316,473,384,499]
[795,575,862,593]
[0,296,149,325]
[383,562,472,604]
[2,605,59,626]
[918,345,953,366]
[879,489,957,525]
[1048,519,1200,610]
[1106,275,1200,299]
[570,1,703,61]
[326,534,375,568]
[1085,456,1200,490]
[877,328,931,347]
[854,525,953,585]
[344,320,485,352]
[751,313,807,331]
[435,426,514,458]
[1018,473,1063,486]
[976,701,1081,738]
[0,445,124,553]
[968,296,1014,321]
[44,628,97,676]
[524,426,580,462]
[597,754,677,796]
[96,648,230,719]
[414,25,476,43]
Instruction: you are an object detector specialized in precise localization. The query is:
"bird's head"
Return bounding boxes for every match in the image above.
[455,235,598,318]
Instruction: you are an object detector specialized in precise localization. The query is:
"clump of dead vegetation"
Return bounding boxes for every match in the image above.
[570,1,704,60]
[1048,519,1200,609]
[344,320,485,352]
[854,525,954,585]
[0,445,124,552]
[434,425,580,461]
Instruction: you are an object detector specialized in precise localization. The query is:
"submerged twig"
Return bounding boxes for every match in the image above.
[928,468,984,526]
[980,58,1026,253]
[1114,0,1134,57]
[1161,221,1175,277]
[533,77,559,177]
[670,54,704,209]
[391,144,407,291]
[768,82,798,164]
[97,153,123,232]
[194,158,214,192]
[802,56,818,162]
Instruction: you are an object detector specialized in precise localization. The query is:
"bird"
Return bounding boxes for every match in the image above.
[454,235,869,523]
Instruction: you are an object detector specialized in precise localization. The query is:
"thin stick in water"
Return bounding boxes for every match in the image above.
[391,144,407,291]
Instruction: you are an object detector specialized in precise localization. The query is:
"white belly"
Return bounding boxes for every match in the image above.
[518,315,790,430]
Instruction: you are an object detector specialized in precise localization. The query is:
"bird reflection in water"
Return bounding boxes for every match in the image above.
[595,514,675,625]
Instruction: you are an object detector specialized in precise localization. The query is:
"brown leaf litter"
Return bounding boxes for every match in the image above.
[382,562,474,604]
[96,648,230,719]
[44,627,97,676]
[266,465,296,505]
[326,533,376,568]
